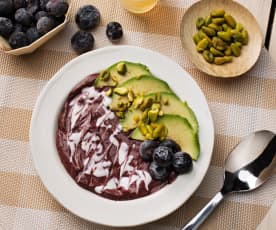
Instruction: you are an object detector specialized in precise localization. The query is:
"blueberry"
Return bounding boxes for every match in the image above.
[75,5,100,30]
[35,11,48,22]
[26,27,40,43]
[13,23,23,33]
[0,0,13,18]
[71,30,94,54]
[27,0,40,14]
[46,0,68,17]
[153,146,173,167]
[9,31,29,49]
[13,23,29,33]
[53,15,65,26]
[0,17,13,38]
[106,21,123,41]
[172,152,193,174]
[36,16,55,34]
[139,140,160,162]
[13,0,27,11]
[40,0,50,10]
[149,161,169,181]
[160,139,181,153]
[15,8,33,27]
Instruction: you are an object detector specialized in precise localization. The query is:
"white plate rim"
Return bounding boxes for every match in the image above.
[30,45,214,227]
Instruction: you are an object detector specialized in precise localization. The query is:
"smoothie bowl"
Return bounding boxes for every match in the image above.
[30,46,214,226]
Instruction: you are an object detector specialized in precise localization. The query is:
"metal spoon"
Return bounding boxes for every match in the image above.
[182,130,276,230]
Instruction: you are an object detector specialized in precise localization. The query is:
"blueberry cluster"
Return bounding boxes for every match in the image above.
[0,0,69,49]
[139,139,193,181]
[71,5,123,54]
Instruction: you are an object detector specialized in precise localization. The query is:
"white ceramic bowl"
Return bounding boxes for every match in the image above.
[30,45,214,227]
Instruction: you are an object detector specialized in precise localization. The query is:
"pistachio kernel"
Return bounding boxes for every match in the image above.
[146,125,153,134]
[105,88,112,96]
[151,103,160,110]
[111,81,118,87]
[127,90,135,102]
[140,97,154,111]
[114,87,129,96]
[152,123,165,139]
[111,74,117,81]
[150,122,158,128]
[138,123,148,136]
[163,98,169,105]
[133,97,144,109]
[116,62,127,75]
[196,17,205,29]
[99,70,110,81]
[115,111,124,118]
[133,115,140,123]
[141,109,150,123]
[148,110,158,122]
[211,9,225,18]
[145,133,153,140]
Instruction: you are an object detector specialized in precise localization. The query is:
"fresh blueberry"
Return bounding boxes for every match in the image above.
[153,146,173,167]
[160,139,181,153]
[46,0,68,17]
[14,23,29,33]
[36,16,55,34]
[26,27,40,43]
[15,8,33,27]
[75,5,100,30]
[0,0,13,18]
[9,31,29,49]
[39,0,50,10]
[53,15,65,26]
[35,11,48,22]
[13,0,27,11]
[13,23,23,33]
[0,17,13,38]
[172,152,193,174]
[27,0,40,14]
[139,140,160,162]
[106,21,123,41]
[149,161,169,181]
[71,30,94,54]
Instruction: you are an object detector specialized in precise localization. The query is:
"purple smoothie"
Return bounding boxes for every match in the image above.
[56,74,176,200]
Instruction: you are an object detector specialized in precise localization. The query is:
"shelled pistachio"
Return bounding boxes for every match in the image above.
[193,9,249,65]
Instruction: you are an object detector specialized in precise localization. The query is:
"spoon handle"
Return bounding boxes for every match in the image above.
[181,192,225,230]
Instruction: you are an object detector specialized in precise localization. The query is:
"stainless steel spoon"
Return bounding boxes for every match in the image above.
[182,130,276,230]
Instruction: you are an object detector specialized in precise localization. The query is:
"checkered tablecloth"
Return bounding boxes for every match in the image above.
[0,1,275,229]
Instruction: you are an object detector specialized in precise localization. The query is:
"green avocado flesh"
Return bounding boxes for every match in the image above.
[94,61,152,88]
[130,115,200,160]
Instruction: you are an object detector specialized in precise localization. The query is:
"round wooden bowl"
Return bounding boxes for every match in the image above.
[180,0,263,78]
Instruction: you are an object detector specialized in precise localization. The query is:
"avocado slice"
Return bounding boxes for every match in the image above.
[109,75,173,111]
[130,114,200,160]
[120,92,198,133]
[94,61,152,88]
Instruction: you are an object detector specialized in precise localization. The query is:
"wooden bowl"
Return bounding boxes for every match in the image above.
[0,0,71,56]
[180,0,263,78]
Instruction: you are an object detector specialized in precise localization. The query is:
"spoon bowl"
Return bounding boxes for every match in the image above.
[222,130,276,194]
[182,130,276,230]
